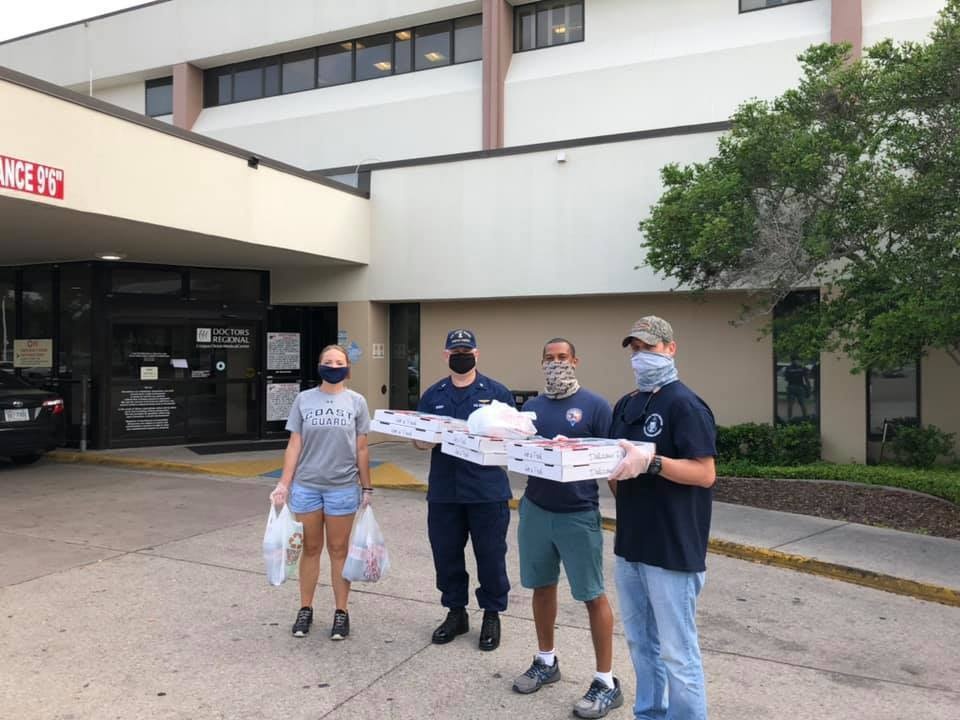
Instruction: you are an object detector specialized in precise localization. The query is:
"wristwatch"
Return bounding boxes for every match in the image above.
[647,455,663,476]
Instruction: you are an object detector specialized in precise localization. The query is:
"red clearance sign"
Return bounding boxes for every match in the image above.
[0,154,65,200]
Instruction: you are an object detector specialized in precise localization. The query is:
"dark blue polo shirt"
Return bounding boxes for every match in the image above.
[522,389,612,513]
[609,381,716,573]
[418,372,515,504]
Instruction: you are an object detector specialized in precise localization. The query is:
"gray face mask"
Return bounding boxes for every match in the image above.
[631,351,678,392]
[543,360,580,399]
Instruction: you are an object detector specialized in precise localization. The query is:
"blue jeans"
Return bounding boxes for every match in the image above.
[614,556,707,720]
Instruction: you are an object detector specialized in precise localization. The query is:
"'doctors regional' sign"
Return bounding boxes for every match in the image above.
[0,154,65,200]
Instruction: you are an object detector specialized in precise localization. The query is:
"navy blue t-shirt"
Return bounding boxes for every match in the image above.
[418,372,515,504]
[610,381,716,572]
[522,389,612,513]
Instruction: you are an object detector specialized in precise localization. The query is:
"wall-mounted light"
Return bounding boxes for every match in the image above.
[248,155,260,169]
[97,252,126,261]
[556,151,567,163]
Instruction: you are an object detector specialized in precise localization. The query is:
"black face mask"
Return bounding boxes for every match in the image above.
[448,353,477,375]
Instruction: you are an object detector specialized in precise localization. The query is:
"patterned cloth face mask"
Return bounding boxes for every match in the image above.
[631,351,678,392]
[542,360,581,400]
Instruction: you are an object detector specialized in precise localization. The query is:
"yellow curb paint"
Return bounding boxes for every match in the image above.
[48,450,959,607]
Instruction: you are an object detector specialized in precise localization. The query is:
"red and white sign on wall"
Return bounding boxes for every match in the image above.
[0,154,65,200]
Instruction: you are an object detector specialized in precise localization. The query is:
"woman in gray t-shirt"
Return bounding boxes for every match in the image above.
[270,345,372,641]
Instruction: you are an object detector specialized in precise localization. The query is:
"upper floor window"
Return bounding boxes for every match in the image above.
[202,13,482,108]
[145,76,173,117]
[515,0,584,52]
[740,0,813,12]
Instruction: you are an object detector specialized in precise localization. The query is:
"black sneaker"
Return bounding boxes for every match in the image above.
[431,607,469,644]
[330,609,350,640]
[478,610,500,652]
[292,606,313,638]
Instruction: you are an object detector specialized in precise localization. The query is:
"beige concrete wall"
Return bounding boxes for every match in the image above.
[921,350,960,456]
[417,293,772,428]
[337,301,390,422]
[820,352,867,463]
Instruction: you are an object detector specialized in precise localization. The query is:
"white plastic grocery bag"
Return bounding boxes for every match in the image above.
[342,507,390,583]
[262,503,287,586]
[284,510,304,581]
[467,399,537,439]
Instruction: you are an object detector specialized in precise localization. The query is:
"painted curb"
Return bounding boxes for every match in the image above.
[49,450,960,607]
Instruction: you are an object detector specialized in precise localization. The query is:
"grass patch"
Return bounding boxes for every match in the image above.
[716,461,960,505]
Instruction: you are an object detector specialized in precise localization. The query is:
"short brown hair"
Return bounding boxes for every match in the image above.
[318,344,350,365]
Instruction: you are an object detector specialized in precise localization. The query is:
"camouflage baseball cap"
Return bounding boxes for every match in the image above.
[621,316,674,347]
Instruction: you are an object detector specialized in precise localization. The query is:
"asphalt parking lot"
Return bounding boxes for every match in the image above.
[1,459,958,720]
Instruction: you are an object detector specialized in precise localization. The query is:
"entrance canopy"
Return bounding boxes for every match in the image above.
[0,66,370,270]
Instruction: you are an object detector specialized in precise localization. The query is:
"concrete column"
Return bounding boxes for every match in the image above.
[172,62,202,131]
[337,301,390,417]
[831,0,863,58]
[819,351,867,463]
[482,0,513,150]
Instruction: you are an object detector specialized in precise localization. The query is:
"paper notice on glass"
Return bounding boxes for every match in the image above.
[267,382,301,422]
[171,358,188,369]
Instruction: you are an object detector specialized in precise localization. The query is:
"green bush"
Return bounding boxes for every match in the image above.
[716,461,960,505]
[890,424,957,469]
[716,422,819,466]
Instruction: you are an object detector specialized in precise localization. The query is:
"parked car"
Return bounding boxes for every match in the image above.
[0,372,65,464]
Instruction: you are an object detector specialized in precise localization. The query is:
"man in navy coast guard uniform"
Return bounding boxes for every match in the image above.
[414,328,515,651]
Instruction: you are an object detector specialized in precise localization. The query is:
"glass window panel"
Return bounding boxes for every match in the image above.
[415,21,452,70]
[538,1,583,47]
[264,60,281,97]
[773,291,820,426]
[282,49,315,94]
[204,67,232,106]
[21,269,53,338]
[869,365,919,436]
[317,42,354,87]
[189,270,263,303]
[454,15,482,63]
[0,269,14,369]
[394,29,412,74]
[145,77,173,116]
[232,61,263,102]
[741,0,804,11]
[59,264,93,378]
[356,33,393,81]
[111,268,182,296]
[516,6,536,51]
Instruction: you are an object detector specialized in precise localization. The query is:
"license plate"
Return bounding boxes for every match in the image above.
[4,409,30,422]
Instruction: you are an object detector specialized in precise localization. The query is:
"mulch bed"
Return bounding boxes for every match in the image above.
[715,476,960,540]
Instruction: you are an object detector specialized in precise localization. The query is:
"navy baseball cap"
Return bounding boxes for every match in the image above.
[445,328,477,350]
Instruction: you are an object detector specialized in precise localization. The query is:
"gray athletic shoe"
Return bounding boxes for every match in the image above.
[573,677,623,718]
[512,656,561,694]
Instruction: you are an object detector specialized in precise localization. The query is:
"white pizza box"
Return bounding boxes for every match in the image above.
[508,438,655,465]
[440,441,508,466]
[507,456,621,482]
[373,409,467,433]
[370,418,443,444]
[442,429,511,453]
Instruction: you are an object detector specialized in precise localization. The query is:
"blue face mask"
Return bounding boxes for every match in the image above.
[318,364,349,385]
[631,351,678,392]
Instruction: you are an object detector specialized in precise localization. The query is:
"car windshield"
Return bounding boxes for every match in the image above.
[0,371,33,390]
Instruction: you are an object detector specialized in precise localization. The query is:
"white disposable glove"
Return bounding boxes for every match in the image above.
[360,490,373,509]
[412,440,437,450]
[609,440,655,482]
[269,482,289,507]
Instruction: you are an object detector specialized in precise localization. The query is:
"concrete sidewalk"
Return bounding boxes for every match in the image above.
[50,439,960,605]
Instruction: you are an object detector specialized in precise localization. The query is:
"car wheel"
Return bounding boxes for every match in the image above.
[10,453,42,465]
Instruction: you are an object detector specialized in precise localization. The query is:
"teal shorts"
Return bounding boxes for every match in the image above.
[517,495,605,602]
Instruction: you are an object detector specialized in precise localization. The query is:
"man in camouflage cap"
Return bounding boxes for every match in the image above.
[607,315,717,720]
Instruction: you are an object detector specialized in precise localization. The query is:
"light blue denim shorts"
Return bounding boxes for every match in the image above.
[289,482,360,516]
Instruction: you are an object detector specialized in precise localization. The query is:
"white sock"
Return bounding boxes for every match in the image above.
[594,670,615,689]
[537,649,556,667]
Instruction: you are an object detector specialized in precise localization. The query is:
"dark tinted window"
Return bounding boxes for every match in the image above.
[145,76,173,116]
[21,269,53,338]
[454,15,482,63]
[203,67,232,107]
[741,0,811,11]
[232,60,264,102]
[415,21,452,70]
[516,6,536,51]
[111,268,183,296]
[60,264,93,378]
[0,372,31,389]
[189,270,264,302]
[283,49,315,94]
[869,364,920,437]
[356,33,393,80]
[0,269,14,366]
[394,29,413,74]
[516,0,584,51]
[317,42,354,87]
[264,60,281,96]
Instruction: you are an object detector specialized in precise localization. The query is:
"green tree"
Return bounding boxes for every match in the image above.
[639,1,960,372]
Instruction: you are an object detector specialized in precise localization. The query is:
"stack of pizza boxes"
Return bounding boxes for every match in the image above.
[440,429,510,466]
[507,438,656,482]
[371,409,467,444]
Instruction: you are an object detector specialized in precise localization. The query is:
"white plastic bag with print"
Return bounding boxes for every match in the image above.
[342,507,390,583]
[467,399,538,439]
[284,510,304,581]
[262,503,287,586]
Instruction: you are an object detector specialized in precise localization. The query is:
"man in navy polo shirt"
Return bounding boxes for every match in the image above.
[607,316,716,720]
[511,338,623,719]
[414,328,515,651]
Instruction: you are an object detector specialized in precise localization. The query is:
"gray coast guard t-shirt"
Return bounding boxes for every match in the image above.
[286,388,371,491]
